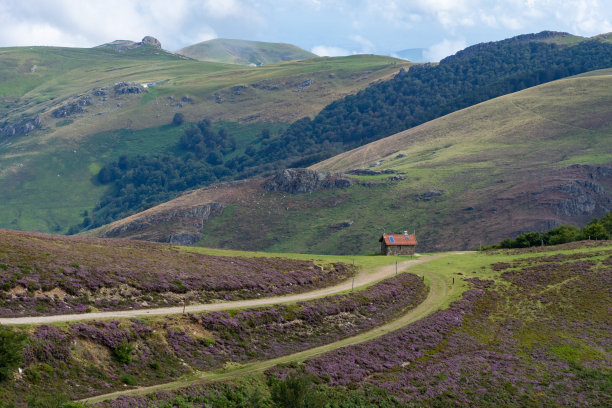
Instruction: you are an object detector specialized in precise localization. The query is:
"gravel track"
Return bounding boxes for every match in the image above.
[81,253,462,404]
[0,255,440,326]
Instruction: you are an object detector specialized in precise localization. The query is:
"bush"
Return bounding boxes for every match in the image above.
[121,374,137,385]
[112,342,134,364]
[270,372,325,408]
[172,112,185,126]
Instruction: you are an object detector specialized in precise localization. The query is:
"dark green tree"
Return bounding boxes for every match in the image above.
[583,222,610,240]
[172,112,185,126]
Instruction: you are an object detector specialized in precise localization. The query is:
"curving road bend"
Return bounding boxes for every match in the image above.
[82,253,464,404]
[0,255,445,326]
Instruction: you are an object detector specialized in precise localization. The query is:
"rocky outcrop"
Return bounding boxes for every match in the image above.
[103,203,225,245]
[168,232,203,246]
[419,189,446,201]
[0,115,42,140]
[519,165,612,220]
[114,82,147,95]
[263,168,353,194]
[297,79,313,91]
[140,36,162,49]
[345,169,396,176]
[51,95,93,118]
[101,36,162,52]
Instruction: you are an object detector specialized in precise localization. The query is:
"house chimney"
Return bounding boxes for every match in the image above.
[403,230,408,235]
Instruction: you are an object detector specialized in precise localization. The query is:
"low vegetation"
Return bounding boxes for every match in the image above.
[52,242,611,407]
[0,230,353,317]
[271,244,612,406]
[0,273,426,406]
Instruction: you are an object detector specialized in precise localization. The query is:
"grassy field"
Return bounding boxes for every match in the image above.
[0,44,409,234]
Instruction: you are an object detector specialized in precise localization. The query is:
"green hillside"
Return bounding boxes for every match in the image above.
[91,71,612,253]
[69,31,612,233]
[0,41,408,234]
[254,31,612,172]
[176,38,317,65]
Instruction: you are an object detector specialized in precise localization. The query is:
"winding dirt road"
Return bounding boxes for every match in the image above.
[82,253,462,404]
[0,255,443,326]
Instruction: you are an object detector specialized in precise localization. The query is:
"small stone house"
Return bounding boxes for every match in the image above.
[380,232,418,256]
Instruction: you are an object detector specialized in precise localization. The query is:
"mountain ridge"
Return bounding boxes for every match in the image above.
[176,38,317,65]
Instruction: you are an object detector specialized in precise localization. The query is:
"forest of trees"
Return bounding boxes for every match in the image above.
[74,32,612,232]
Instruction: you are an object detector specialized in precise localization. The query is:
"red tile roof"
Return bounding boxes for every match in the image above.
[380,233,418,246]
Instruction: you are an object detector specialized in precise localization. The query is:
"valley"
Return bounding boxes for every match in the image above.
[0,28,611,408]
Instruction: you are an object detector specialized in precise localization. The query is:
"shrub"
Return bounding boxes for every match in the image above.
[0,327,26,381]
[172,112,185,126]
[121,374,137,385]
[270,372,325,408]
[112,342,134,364]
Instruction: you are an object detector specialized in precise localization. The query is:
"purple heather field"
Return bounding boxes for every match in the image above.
[0,229,353,316]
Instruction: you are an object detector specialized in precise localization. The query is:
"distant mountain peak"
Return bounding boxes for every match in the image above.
[176,38,316,66]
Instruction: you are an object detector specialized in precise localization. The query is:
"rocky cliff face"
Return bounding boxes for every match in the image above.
[102,202,225,245]
[263,168,352,194]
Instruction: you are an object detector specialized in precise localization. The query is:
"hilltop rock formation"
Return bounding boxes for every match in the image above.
[100,36,162,52]
[140,36,162,48]
[263,168,353,194]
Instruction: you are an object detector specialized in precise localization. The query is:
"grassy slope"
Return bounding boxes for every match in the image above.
[176,38,317,65]
[91,71,612,253]
[0,44,409,233]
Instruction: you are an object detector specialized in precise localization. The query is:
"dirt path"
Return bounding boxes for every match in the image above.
[0,255,441,326]
[82,253,461,404]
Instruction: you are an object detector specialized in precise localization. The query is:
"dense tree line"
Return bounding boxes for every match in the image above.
[484,211,612,249]
[73,32,612,232]
[70,121,240,232]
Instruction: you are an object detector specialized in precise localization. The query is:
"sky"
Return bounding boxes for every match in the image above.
[1,0,612,61]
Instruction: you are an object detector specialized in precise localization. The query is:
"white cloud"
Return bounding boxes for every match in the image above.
[349,34,375,53]
[311,45,351,57]
[500,15,524,30]
[423,38,466,62]
[202,0,245,19]
[3,0,612,54]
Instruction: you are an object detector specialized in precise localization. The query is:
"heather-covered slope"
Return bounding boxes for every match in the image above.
[274,243,612,407]
[0,229,353,317]
[90,72,612,253]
